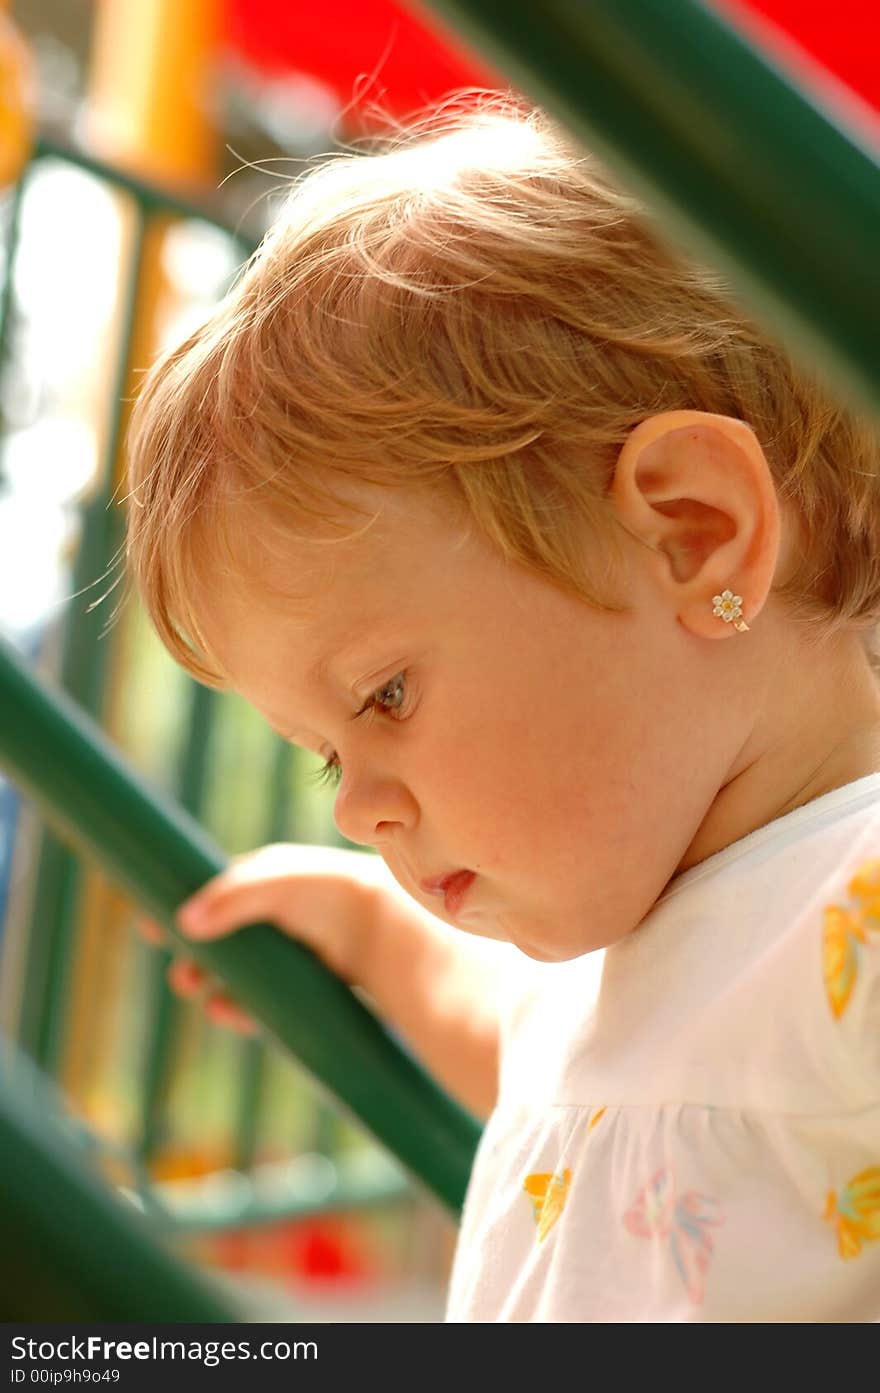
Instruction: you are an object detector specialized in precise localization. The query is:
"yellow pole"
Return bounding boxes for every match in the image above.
[0,0,34,186]
[86,0,220,186]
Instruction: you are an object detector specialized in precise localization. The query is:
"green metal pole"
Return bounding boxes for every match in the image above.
[231,737,294,1175]
[0,168,26,400]
[0,636,481,1214]
[16,207,146,1074]
[0,1040,240,1321]
[136,681,219,1166]
[425,0,880,417]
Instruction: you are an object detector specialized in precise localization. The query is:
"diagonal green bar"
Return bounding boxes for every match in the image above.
[424,0,880,417]
[0,635,481,1214]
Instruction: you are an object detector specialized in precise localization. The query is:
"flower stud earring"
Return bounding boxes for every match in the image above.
[712,589,750,632]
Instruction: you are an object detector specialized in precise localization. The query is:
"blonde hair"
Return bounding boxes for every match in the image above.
[126,91,880,684]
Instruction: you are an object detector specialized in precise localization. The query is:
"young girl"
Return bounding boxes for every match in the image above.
[126,96,880,1321]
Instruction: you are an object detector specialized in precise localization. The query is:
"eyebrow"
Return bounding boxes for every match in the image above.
[307,620,404,697]
[265,615,404,747]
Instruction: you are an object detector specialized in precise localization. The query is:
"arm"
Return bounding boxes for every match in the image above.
[362,888,503,1119]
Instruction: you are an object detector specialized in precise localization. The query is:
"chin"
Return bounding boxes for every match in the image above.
[511,921,611,961]
[465,909,604,961]
[516,943,558,962]
[511,937,588,964]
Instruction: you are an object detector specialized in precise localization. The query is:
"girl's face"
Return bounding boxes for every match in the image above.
[195,489,750,961]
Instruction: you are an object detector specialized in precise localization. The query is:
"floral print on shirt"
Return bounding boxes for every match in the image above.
[824,1167,880,1259]
[522,1107,607,1243]
[523,1168,571,1242]
[623,1168,724,1305]
[822,856,880,1019]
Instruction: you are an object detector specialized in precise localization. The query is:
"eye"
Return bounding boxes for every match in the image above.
[307,672,410,790]
[367,671,407,716]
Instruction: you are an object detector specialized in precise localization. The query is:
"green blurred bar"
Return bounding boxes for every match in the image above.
[137,681,219,1165]
[231,737,294,1175]
[0,1041,239,1321]
[0,635,481,1214]
[17,207,146,1072]
[0,170,26,379]
[425,0,880,416]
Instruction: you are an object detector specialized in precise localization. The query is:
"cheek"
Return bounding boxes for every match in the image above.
[420,699,601,862]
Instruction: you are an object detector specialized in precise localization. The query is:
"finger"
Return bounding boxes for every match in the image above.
[167,956,209,999]
[136,916,168,947]
[204,993,259,1035]
[176,877,289,941]
[174,846,311,936]
[174,844,362,942]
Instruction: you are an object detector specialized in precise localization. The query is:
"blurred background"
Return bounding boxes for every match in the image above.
[0,0,877,1321]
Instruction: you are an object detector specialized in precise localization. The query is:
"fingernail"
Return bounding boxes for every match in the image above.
[177,899,205,934]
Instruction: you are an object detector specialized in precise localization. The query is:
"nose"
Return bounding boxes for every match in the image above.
[332,764,418,848]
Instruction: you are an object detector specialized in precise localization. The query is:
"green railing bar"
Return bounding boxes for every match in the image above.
[425,0,880,416]
[15,807,77,1069]
[137,681,219,1165]
[0,1040,240,1321]
[232,1038,266,1173]
[135,962,178,1159]
[16,206,147,1073]
[0,168,26,398]
[232,737,294,1176]
[0,635,481,1214]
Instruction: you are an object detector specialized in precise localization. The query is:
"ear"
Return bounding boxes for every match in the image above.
[610,409,781,640]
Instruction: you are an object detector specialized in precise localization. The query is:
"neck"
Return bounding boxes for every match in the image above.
[677,633,880,875]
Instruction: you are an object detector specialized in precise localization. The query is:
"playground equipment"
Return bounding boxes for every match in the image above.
[0,2,32,187]
[0,0,877,1320]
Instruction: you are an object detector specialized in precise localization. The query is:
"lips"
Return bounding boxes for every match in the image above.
[420,869,476,916]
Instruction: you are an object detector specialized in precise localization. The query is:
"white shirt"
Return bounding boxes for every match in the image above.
[446,774,880,1321]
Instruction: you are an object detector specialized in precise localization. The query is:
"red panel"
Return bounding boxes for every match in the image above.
[224,0,880,135]
[224,0,503,131]
[716,1,880,110]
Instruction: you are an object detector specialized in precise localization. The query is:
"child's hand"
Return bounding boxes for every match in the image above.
[136,843,392,1034]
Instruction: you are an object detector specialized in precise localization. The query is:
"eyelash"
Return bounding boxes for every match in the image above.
[307,672,409,789]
